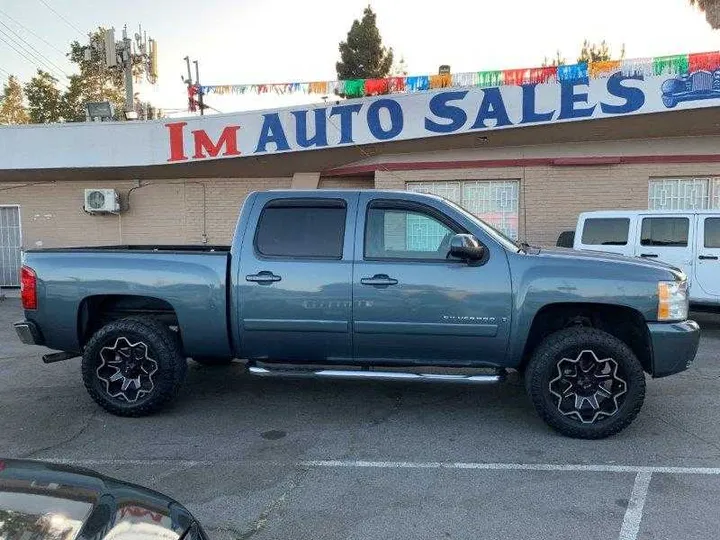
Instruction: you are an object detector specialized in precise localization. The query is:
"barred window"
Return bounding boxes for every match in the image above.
[648,178,720,210]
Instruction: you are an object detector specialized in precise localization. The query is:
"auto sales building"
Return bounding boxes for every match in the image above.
[2,55,720,286]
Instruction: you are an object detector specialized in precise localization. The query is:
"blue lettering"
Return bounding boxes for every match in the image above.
[367,99,404,140]
[425,91,468,133]
[601,73,645,114]
[329,104,362,144]
[471,88,512,129]
[255,113,290,153]
[558,77,596,120]
[292,108,328,148]
[520,84,555,124]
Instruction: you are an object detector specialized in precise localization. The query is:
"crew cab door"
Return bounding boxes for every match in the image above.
[351,193,512,365]
[236,194,357,362]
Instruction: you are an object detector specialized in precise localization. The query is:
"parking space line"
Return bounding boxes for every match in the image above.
[618,472,652,540]
[299,459,720,475]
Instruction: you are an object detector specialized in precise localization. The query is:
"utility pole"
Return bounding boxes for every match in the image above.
[121,26,134,117]
[193,60,205,116]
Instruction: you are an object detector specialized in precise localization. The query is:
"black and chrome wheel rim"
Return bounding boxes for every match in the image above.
[96,337,159,403]
[548,349,627,424]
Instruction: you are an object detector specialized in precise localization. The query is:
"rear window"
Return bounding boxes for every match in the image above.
[705,218,720,248]
[641,217,689,247]
[255,200,346,258]
[581,218,630,245]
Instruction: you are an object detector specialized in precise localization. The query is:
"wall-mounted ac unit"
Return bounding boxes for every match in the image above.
[84,189,121,213]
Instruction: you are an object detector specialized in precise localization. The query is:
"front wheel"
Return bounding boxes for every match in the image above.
[525,327,646,439]
[82,317,187,417]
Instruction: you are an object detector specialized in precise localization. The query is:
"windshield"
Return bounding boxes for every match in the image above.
[443,198,524,252]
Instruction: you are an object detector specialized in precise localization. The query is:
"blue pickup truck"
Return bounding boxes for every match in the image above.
[14,190,700,438]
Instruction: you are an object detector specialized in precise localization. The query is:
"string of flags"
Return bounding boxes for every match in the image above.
[196,51,720,99]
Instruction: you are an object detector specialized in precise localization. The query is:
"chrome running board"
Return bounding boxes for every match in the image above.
[248,366,503,384]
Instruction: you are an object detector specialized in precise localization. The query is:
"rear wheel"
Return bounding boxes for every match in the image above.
[525,327,646,439]
[82,317,187,416]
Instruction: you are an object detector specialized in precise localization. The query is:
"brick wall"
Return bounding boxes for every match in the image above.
[0,177,290,249]
[319,176,374,189]
[377,162,720,247]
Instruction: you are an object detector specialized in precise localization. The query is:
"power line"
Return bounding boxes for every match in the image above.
[0,19,70,79]
[0,30,69,90]
[35,0,85,38]
[0,7,67,57]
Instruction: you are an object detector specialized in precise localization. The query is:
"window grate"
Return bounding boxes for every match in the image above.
[0,206,22,287]
[648,178,720,210]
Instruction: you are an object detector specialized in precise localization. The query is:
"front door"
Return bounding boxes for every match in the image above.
[694,215,720,299]
[352,195,512,365]
[237,195,357,362]
[634,215,694,278]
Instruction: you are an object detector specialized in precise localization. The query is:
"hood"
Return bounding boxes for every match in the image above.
[532,247,686,280]
[0,459,206,540]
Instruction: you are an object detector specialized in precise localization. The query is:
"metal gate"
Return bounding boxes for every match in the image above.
[0,206,22,287]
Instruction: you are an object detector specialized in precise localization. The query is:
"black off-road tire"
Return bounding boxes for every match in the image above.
[82,316,187,417]
[525,327,646,439]
[191,356,234,366]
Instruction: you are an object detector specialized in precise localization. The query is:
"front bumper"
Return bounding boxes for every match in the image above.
[647,320,700,378]
[14,320,43,346]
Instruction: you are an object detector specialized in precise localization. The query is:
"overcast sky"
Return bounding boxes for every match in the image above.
[0,0,718,115]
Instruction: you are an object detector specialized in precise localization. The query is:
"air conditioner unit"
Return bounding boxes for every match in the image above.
[84,189,121,213]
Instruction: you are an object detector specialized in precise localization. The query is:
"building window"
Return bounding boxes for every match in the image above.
[648,178,720,210]
[406,180,519,239]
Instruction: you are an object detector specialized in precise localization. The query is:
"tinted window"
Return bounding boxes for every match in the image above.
[581,218,630,245]
[641,217,689,247]
[365,205,458,260]
[255,201,346,258]
[705,218,720,248]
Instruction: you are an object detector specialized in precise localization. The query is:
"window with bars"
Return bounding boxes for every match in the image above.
[648,178,720,210]
[406,180,520,239]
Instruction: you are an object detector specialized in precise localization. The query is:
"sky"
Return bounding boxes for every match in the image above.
[0,0,718,116]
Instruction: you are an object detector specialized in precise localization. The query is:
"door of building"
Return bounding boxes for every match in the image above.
[0,206,22,288]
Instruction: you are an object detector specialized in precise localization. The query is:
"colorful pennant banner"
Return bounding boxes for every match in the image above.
[198,50,720,98]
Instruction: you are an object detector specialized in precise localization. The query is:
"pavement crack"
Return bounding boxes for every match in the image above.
[20,410,97,459]
[236,466,309,540]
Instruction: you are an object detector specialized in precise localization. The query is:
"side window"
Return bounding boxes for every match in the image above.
[365,204,459,260]
[581,218,630,246]
[704,218,720,248]
[641,217,689,247]
[255,200,346,259]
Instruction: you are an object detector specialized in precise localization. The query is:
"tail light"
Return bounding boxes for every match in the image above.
[20,266,37,310]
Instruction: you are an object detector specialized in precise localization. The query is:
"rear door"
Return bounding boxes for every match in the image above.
[634,215,694,277]
[694,215,720,300]
[237,194,357,362]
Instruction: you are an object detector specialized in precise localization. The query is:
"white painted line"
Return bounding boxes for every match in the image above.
[618,472,652,540]
[41,458,211,468]
[299,459,720,476]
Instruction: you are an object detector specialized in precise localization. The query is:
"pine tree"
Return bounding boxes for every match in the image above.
[690,0,720,28]
[0,75,29,124]
[336,6,393,80]
[25,70,62,123]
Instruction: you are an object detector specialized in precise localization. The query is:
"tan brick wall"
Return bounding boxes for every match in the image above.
[0,177,291,249]
[318,176,375,189]
[377,162,720,247]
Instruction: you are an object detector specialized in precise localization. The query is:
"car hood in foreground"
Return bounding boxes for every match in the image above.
[0,459,206,540]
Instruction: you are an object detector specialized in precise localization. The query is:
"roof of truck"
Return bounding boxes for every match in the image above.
[578,209,720,218]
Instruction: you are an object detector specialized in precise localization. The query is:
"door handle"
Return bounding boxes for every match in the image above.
[246,271,282,284]
[639,253,659,258]
[361,274,398,287]
[699,255,719,260]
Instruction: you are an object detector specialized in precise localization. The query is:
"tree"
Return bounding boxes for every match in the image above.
[391,55,408,76]
[0,75,29,124]
[59,27,127,121]
[690,0,720,28]
[543,50,567,67]
[25,70,62,123]
[578,39,625,63]
[336,6,393,79]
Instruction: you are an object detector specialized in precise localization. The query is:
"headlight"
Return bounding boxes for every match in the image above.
[657,280,689,321]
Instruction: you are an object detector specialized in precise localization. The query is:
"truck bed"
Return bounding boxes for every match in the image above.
[26,245,231,253]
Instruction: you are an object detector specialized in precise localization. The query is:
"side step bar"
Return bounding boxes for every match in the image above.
[248,366,504,384]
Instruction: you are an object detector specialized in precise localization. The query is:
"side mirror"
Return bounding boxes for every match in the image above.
[449,234,486,262]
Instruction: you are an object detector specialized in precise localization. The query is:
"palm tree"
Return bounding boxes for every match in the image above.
[690,0,720,28]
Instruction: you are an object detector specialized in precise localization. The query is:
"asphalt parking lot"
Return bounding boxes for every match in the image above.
[1,297,720,540]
